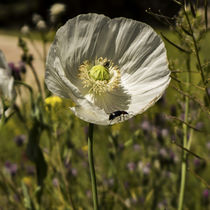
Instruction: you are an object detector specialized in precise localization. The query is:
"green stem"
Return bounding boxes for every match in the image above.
[88,123,99,210]
[178,55,191,210]
[28,63,43,98]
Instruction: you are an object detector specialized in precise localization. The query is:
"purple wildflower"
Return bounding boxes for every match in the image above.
[5,161,18,176]
[127,162,136,172]
[14,135,26,147]
[203,189,209,199]
[52,177,59,187]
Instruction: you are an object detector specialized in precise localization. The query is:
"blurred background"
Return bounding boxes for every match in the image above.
[0,0,182,28]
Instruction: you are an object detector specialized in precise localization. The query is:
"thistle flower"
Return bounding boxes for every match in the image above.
[45,14,170,125]
[50,3,66,22]
[37,20,47,30]
[20,25,30,35]
[32,13,42,24]
[14,134,26,147]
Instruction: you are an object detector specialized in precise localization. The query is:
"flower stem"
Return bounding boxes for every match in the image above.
[88,123,99,210]
[28,63,43,98]
[178,55,191,210]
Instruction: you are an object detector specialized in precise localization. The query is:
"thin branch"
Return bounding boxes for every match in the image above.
[166,115,202,132]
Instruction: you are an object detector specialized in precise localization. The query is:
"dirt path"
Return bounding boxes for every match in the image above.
[0,34,49,92]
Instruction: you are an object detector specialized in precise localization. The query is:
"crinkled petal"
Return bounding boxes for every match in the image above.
[0,50,10,70]
[0,68,15,100]
[70,100,109,125]
[51,14,110,86]
[46,56,83,102]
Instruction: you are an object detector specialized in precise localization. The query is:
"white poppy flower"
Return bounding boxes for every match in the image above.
[45,13,171,125]
[0,50,15,115]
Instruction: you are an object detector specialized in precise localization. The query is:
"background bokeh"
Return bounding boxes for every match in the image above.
[0,0,181,28]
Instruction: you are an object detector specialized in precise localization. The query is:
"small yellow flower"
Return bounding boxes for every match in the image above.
[82,145,88,152]
[22,176,32,186]
[45,96,63,111]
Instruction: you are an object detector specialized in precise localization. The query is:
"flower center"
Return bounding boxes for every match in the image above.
[78,57,121,95]
[89,65,110,81]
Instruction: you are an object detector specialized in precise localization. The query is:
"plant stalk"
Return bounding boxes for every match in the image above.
[88,123,99,210]
[178,55,191,210]
[183,3,210,106]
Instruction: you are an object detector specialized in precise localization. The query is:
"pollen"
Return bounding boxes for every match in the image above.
[78,57,121,95]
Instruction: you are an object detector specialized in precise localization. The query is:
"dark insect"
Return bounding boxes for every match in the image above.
[109,110,129,121]
[103,61,110,68]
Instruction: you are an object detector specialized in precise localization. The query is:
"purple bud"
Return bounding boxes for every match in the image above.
[52,177,59,187]
[127,162,136,172]
[194,158,201,167]
[203,189,209,199]
[206,142,210,150]
[143,163,151,175]
[180,113,185,121]
[159,148,168,158]
[196,122,203,130]
[8,62,21,80]
[5,161,18,176]
[71,168,78,176]
[133,144,141,151]
[104,178,115,187]
[141,120,151,132]
[14,135,26,147]
[161,128,169,137]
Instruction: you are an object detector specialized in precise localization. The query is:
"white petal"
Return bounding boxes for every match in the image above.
[0,50,9,70]
[52,14,110,84]
[0,67,15,100]
[46,56,82,101]
[70,100,109,125]
[86,87,131,114]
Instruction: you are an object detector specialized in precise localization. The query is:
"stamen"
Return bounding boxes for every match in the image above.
[78,57,121,95]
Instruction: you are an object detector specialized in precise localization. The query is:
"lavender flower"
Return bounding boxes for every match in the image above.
[5,161,18,176]
[203,189,209,199]
[141,120,152,133]
[52,177,59,187]
[133,144,141,151]
[127,162,136,172]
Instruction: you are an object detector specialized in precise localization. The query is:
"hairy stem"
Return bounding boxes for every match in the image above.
[88,123,99,210]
